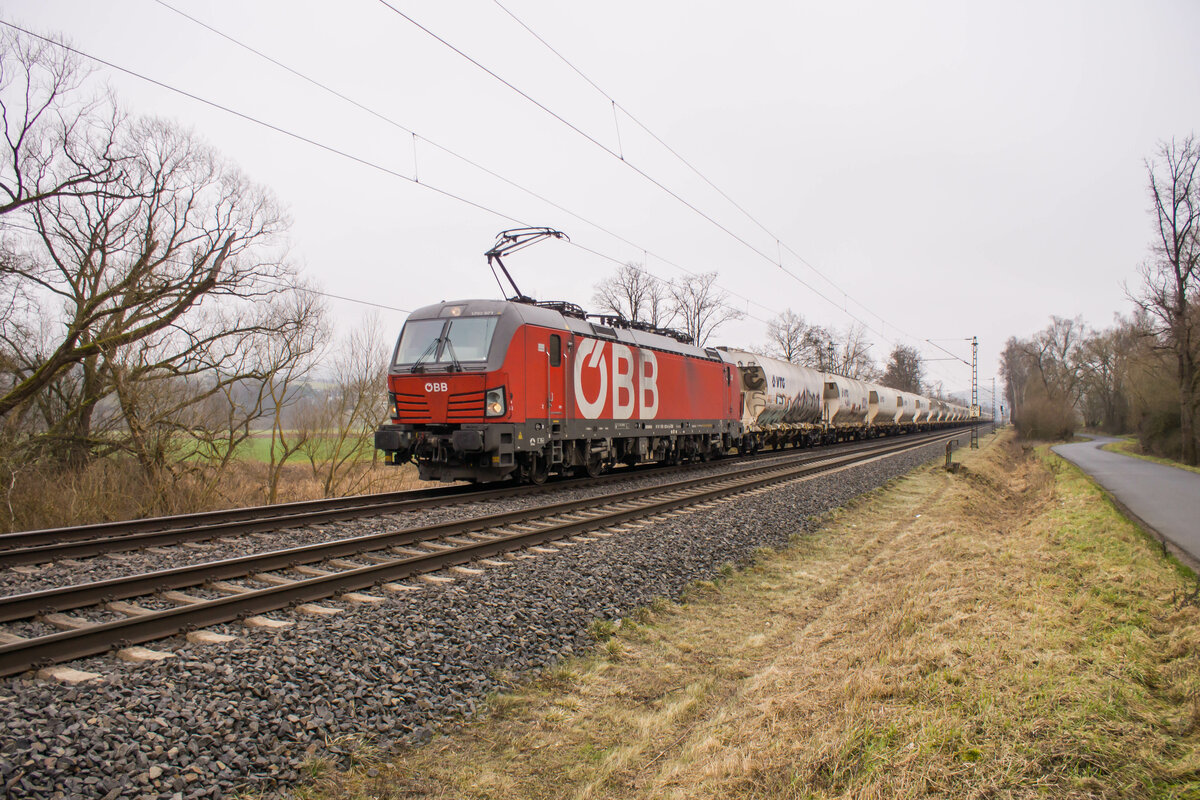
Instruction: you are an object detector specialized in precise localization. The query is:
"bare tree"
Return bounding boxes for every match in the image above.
[0,27,126,444]
[1023,316,1087,403]
[667,271,742,346]
[1131,135,1200,464]
[87,282,318,508]
[1000,336,1031,425]
[1076,316,1147,433]
[591,262,673,327]
[880,344,924,393]
[301,315,390,498]
[0,28,126,218]
[800,324,836,370]
[833,323,877,380]
[764,309,810,363]
[0,116,291,438]
[1001,318,1087,440]
[261,289,328,504]
[768,320,874,376]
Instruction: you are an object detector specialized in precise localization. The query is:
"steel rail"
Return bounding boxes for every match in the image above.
[0,427,975,566]
[0,430,962,622]
[0,454,741,564]
[0,448,850,621]
[0,450,741,552]
[0,431,964,677]
[0,482,482,549]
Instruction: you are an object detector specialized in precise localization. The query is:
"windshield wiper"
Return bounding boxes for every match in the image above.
[442,338,463,372]
[410,337,442,373]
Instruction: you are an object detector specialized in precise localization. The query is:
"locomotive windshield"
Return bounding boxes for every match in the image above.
[392,316,499,366]
[443,316,497,361]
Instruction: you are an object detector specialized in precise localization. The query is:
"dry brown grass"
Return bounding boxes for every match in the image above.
[296,430,1200,800]
[0,458,426,533]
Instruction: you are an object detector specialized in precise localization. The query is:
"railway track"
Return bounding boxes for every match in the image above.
[0,427,975,567]
[0,429,965,678]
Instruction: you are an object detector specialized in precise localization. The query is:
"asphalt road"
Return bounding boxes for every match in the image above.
[1053,435,1200,568]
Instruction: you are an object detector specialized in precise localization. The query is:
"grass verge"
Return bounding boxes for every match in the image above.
[296,430,1200,799]
[1100,436,1200,476]
[0,458,427,533]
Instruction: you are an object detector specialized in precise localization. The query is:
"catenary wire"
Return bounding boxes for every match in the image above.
[0,217,413,314]
[5,15,972,391]
[378,1,972,386]
[489,0,976,386]
[144,0,778,322]
[371,1,861,327]
[0,19,774,330]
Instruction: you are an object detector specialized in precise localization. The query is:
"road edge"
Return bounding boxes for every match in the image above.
[1048,448,1200,578]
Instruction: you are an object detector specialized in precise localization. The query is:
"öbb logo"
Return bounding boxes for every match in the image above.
[573,339,659,420]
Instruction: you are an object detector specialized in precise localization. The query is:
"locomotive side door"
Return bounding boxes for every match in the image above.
[530,328,565,423]
[545,332,565,421]
[725,364,736,420]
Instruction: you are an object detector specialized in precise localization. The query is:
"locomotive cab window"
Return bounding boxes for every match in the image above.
[549,334,561,367]
[393,319,444,365]
[393,315,499,365]
[443,316,497,362]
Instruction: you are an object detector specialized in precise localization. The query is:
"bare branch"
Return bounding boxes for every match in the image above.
[666,271,742,347]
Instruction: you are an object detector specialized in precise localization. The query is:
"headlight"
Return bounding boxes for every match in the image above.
[485,386,506,417]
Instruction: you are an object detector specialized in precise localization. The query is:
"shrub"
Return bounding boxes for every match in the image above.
[1015,392,1077,441]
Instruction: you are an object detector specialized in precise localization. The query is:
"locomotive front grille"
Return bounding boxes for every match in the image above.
[446,390,485,420]
[394,392,431,421]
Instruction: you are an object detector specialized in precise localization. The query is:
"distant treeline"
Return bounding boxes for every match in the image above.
[1002,136,1199,465]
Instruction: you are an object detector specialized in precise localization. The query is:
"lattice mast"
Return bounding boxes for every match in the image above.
[970,335,979,449]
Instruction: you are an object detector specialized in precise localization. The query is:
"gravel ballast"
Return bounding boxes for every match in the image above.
[1,439,960,799]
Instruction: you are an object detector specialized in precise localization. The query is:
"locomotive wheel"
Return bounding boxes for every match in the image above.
[585,451,604,478]
[528,455,548,485]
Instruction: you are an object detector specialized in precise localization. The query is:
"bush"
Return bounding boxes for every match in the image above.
[1137,408,1183,460]
[1014,393,1077,441]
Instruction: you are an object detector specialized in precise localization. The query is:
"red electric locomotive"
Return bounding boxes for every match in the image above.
[373,297,741,482]
[375,229,981,481]
[375,228,742,482]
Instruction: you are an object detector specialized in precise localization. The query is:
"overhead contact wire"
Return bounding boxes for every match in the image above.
[373,2,823,298]
[492,0,919,332]
[489,0,965,374]
[145,1,778,318]
[385,2,922,356]
[0,18,767,326]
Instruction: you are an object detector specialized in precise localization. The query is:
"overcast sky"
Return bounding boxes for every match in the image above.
[7,0,1200,401]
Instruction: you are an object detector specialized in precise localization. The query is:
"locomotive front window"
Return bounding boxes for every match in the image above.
[443,316,498,362]
[393,315,499,365]
[394,319,446,365]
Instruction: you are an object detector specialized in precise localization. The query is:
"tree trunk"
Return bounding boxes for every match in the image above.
[1182,348,1198,465]
[56,355,106,470]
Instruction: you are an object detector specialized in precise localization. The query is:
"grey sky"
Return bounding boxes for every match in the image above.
[7,0,1200,401]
